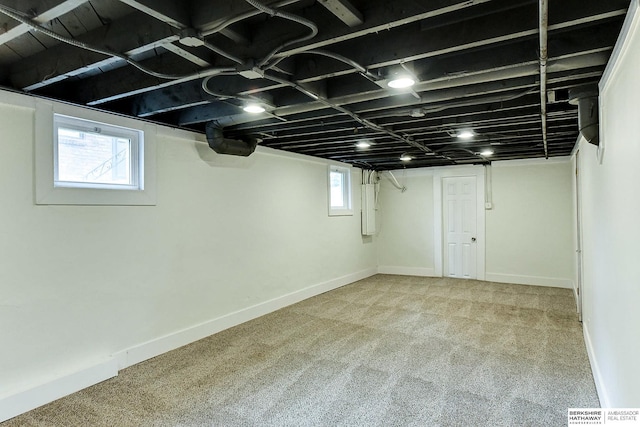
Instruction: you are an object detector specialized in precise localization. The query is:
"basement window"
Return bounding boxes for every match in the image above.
[54,114,141,190]
[328,165,353,216]
[35,101,156,205]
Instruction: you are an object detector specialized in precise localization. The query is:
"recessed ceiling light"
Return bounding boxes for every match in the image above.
[356,141,371,148]
[457,130,475,139]
[399,154,413,161]
[480,149,494,156]
[243,104,266,114]
[387,77,415,89]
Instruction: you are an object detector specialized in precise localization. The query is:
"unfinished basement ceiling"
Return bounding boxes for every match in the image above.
[0,0,630,169]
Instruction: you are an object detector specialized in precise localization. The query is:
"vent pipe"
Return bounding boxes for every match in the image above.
[205,122,258,156]
[569,85,599,146]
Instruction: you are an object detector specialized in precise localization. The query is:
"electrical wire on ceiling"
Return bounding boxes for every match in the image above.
[201,78,264,104]
[264,49,380,83]
[435,145,492,163]
[242,0,319,68]
[261,71,445,162]
[0,0,438,163]
[201,76,287,123]
[0,4,236,81]
[365,88,538,120]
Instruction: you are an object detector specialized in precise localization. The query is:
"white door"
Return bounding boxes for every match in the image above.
[443,176,477,279]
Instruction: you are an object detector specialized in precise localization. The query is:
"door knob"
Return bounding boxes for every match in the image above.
[471,237,476,242]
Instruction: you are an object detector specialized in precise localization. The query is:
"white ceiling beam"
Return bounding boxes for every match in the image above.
[161,42,211,68]
[318,0,364,27]
[0,0,88,45]
[117,0,189,29]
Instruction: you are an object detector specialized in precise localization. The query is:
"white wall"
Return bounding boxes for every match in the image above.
[0,92,376,420]
[486,160,575,288]
[376,171,435,276]
[578,0,640,407]
[376,161,574,288]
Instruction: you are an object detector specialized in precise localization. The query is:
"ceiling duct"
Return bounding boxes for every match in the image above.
[205,122,258,156]
[569,85,600,146]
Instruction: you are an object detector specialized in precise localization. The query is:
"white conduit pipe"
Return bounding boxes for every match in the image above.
[243,0,319,68]
[385,171,406,192]
[539,0,549,159]
[0,4,235,81]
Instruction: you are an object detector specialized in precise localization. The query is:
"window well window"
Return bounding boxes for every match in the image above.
[35,100,156,205]
[328,165,353,216]
[54,114,142,190]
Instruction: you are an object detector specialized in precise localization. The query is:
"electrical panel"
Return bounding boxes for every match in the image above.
[361,184,376,235]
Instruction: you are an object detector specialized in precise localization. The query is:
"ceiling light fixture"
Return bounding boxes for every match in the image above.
[243,104,266,114]
[399,154,413,161]
[457,130,475,139]
[480,149,494,156]
[410,108,426,118]
[387,77,415,89]
[355,141,371,148]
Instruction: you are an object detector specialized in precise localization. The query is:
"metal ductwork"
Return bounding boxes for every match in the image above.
[205,121,258,156]
[569,85,600,146]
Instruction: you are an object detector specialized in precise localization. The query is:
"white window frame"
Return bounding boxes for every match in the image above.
[327,164,353,216]
[53,114,142,190]
[35,100,157,206]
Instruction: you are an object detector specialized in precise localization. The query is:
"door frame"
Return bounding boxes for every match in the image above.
[573,147,584,320]
[433,166,486,280]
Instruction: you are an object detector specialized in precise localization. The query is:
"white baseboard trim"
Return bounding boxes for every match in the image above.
[115,267,377,369]
[0,358,118,423]
[377,266,437,277]
[583,322,611,408]
[485,273,573,289]
[0,268,377,423]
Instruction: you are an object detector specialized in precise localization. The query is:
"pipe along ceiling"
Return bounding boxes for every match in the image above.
[0,0,625,168]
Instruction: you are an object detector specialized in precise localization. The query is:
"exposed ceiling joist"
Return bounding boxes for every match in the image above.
[175,53,607,128]
[161,42,211,67]
[0,0,87,45]
[117,0,189,29]
[318,0,363,27]
[32,1,620,110]
[268,0,496,57]
[128,20,618,119]
[193,0,308,36]
[10,11,182,91]
[0,0,630,169]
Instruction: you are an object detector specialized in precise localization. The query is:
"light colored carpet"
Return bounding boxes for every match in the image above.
[4,275,599,426]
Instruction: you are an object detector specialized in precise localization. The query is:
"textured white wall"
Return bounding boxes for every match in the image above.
[0,93,376,403]
[485,160,575,288]
[376,171,435,274]
[579,0,640,406]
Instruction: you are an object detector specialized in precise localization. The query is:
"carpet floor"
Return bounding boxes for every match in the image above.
[4,275,599,426]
